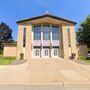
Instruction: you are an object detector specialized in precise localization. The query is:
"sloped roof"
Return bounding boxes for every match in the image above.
[17,14,77,24]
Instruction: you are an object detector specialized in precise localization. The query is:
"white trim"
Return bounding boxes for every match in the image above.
[50,24,52,57]
[32,26,33,44]
[50,24,52,44]
[41,24,43,57]
[31,25,33,58]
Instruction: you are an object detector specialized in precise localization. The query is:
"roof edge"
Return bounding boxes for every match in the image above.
[16,14,77,25]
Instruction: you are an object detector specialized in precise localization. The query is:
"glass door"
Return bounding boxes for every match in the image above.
[33,48,41,58]
[52,48,59,57]
[43,48,50,57]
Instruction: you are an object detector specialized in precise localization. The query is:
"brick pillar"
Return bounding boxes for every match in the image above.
[61,25,69,59]
[25,24,32,60]
[70,25,77,58]
[17,25,23,59]
[59,25,63,58]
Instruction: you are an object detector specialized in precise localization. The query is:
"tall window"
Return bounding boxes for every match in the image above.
[43,25,50,40]
[52,26,59,40]
[33,25,41,40]
[67,27,71,47]
[23,28,26,47]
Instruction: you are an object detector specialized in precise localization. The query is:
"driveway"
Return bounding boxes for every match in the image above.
[0,58,90,86]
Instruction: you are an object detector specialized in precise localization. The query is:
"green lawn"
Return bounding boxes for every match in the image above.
[0,56,16,65]
[80,59,90,63]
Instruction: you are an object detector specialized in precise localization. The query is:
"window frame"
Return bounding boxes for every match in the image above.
[43,25,50,40]
[23,27,26,47]
[67,27,71,47]
[52,26,60,40]
[33,25,41,40]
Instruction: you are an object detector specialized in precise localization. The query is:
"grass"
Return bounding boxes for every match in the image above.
[79,59,90,63]
[0,56,16,65]
[78,55,90,63]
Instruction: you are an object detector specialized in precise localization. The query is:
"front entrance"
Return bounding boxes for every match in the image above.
[33,47,60,58]
[43,48,50,58]
[52,48,59,57]
[33,48,41,58]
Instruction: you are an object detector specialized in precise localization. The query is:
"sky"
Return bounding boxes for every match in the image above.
[0,0,90,40]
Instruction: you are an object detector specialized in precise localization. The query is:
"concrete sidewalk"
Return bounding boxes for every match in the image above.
[0,58,90,86]
[0,85,90,90]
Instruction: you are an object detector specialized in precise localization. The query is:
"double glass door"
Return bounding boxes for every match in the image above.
[33,48,41,58]
[43,48,50,57]
[52,48,59,57]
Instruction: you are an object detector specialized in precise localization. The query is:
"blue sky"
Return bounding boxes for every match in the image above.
[0,0,90,40]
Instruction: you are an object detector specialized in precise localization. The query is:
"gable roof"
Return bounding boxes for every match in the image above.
[16,14,77,25]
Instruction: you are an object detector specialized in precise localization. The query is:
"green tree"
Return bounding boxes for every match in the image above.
[76,15,90,48]
[0,22,14,49]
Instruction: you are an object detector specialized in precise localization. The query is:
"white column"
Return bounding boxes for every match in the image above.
[50,24,52,57]
[31,25,33,57]
[25,24,32,60]
[59,25,62,57]
[41,24,43,57]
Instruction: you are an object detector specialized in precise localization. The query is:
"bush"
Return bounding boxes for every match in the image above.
[79,56,86,60]
[0,49,3,55]
[86,56,90,60]
[79,56,90,60]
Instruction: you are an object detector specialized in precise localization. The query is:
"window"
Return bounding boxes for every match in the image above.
[33,25,41,40]
[67,27,71,47]
[52,26,59,40]
[23,28,26,47]
[43,25,50,40]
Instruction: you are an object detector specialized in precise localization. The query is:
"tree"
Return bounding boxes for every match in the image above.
[0,22,14,49]
[76,15,90,48]
[0,22,14,43]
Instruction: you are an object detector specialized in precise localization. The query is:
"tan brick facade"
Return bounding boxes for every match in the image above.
[77,45,88,56]
[17,25,24,59]
[61,25,69,59]
[16,14,77,60]
[16,25,77,59]
[3,44,17,57]
[25,24,32,60]
[70,26,77,56]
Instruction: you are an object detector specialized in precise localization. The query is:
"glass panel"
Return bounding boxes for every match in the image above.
[43,25,50,40]
[34,48,40,56]
[52,26,59,40]
[23,28,26,47]
[67,28,71,47]
[43,48,50,57]
[53,48,59,56]
[33,25,41,40]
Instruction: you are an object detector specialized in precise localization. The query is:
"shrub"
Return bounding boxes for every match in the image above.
[79,56,86,60]
[0,49,3,55]
[86,56,90,60]
[79,55,90,60]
